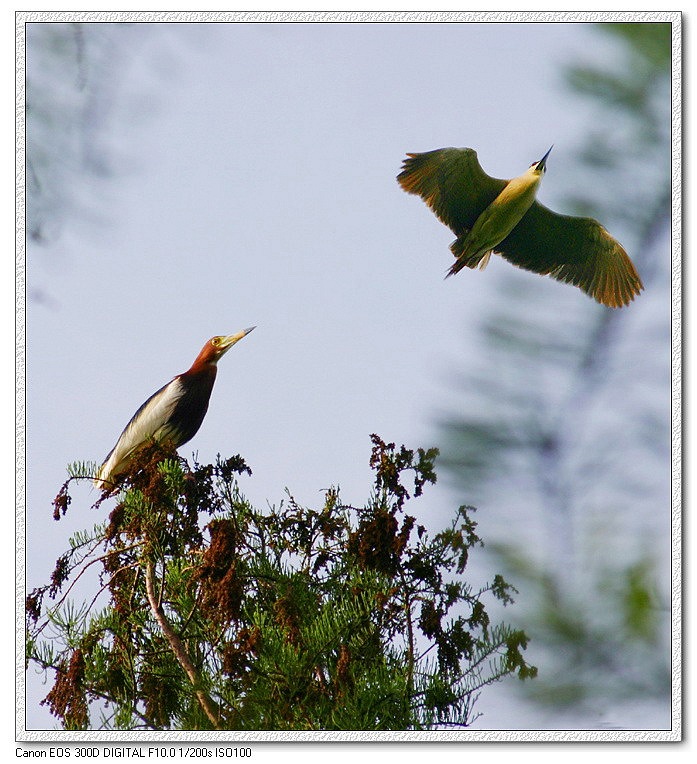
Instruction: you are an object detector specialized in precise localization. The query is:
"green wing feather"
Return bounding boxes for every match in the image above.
[496,202,644,308]
[397,148,507,236]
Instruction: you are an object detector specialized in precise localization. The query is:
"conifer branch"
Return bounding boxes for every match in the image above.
[144,559,221,730]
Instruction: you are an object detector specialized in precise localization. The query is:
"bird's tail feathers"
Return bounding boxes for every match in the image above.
[93,464,116,493]
[446,236,492,278]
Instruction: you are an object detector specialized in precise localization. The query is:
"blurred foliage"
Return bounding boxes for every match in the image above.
[562,21,672,277]
[26,23,101,244]
[490,544,667,708]
[27,438,535,730]
[567,23,671,134]
[440,21,672,716]
[25,23,154,239]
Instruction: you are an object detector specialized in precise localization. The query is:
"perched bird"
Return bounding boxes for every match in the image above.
[397,146,643,307]
[94,328,255,490]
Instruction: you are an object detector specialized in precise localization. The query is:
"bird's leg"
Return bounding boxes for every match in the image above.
[478,251,492,270]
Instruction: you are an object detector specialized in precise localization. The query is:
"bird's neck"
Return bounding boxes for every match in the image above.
[496,172,542,212]
[187,354,219,377]
[510,170,542,194]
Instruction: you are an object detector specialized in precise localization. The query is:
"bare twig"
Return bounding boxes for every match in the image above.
[144,559,221,730]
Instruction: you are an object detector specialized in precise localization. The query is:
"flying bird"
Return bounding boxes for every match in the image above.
[94,328,255,491]
[397,146,643,307]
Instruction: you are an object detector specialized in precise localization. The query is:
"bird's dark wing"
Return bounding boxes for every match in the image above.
[397,148,507,236]
[496,202,644,308]
[94,378,184,487]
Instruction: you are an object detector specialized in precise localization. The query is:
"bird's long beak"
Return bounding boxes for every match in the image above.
[537,145,553,171]
[219,326,256,352]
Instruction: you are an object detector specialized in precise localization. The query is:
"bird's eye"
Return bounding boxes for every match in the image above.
[211,337,220,346]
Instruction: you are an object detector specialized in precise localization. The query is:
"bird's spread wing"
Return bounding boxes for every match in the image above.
[95,378,185,486]
[496,202,644,308]
[397,148,507,236]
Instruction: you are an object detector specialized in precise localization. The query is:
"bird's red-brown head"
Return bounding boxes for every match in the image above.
[189,327,256,372]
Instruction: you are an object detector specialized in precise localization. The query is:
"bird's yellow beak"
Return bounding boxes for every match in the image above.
[221,326,255,348]
[215,327,256,356]
[537,145,553,171]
